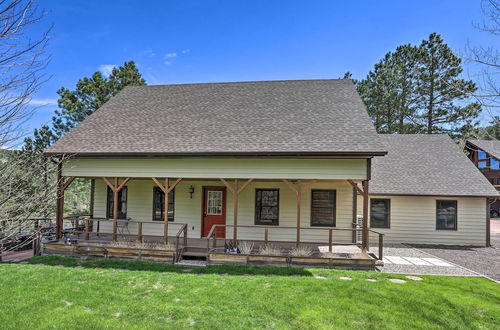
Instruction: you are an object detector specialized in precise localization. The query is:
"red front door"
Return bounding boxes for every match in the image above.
[202,187,226,238]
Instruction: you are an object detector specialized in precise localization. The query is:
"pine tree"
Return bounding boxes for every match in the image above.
[414,33,481,136]
[51,61,146,139]
[354,33,481,137]
[355,45,420,133]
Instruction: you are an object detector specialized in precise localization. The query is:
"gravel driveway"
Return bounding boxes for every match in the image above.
[411,219,500,282]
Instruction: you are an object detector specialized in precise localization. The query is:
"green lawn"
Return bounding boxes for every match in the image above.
[0,257,499,329]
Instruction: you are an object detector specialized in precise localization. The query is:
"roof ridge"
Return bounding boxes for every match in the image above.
[125,78,351,88]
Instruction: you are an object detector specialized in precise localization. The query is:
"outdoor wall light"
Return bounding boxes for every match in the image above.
[189,185,195,199]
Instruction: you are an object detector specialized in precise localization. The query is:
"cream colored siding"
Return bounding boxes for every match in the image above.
[93,179,355,243]
[357,195,487,246]
[63,158,368,180]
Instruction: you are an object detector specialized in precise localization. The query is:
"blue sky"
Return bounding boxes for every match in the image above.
[23,0,497,140]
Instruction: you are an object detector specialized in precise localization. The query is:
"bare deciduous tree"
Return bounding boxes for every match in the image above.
[0,0,52,259]
[466,0,499,130]
[0,151,65,258]
[0,0,51,148]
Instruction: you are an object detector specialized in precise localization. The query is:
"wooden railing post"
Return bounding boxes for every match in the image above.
[184,225,187,247]
[84,219,90,240]
[264,227,269,248]
[328,229,333,253]
[213,229,217,248]
[378,233,384,260]
[137,222,143,243]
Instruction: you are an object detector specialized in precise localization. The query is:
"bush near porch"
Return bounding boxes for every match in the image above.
[0,257,499,329]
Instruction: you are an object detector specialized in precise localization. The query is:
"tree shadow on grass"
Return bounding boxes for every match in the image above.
[18,256,314,277]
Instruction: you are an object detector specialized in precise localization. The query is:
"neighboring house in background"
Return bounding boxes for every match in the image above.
[465,140,500,217]
[44,79,498,258]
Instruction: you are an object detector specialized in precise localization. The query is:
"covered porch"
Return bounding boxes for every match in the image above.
[48,157,384,269]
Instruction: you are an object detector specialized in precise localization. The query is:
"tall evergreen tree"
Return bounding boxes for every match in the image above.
[414,33,480,136]
[51,61,146,139]
[354,33,481,137]
[355,45,420,133]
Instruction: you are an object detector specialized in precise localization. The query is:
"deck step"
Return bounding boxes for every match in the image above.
[181,246,208,258]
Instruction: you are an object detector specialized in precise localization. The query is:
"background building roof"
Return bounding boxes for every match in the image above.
[45,79,386,156]
[370,134,499,197]
[466,139,500,160]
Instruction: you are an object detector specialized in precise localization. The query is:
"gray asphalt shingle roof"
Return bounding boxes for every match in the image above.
[45,79,386,156]
[467,139,500,161]
[370,134,499,197]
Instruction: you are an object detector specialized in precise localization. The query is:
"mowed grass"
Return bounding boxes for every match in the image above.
[0,257,498,329]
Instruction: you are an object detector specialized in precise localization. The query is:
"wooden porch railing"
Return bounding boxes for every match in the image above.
[206,224,384,260]
[175,223,188,261]
[62,218,189,246]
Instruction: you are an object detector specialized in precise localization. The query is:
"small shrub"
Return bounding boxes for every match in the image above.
[238,241,254,255]
[109,240,174,251]
[258,244,282,256]
[289,245,314,257]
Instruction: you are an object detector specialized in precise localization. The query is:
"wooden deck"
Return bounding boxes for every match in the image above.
[42,233,378,270]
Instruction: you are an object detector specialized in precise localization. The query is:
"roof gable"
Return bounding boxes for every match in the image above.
[467,139,500,161]
[45,79,386,156]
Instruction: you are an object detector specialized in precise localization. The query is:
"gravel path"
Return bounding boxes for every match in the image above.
[373,245,478,277]
[411,220,500,282]
[413,245,500,281]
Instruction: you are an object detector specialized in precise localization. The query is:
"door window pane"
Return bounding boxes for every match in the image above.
[207,190,223,215]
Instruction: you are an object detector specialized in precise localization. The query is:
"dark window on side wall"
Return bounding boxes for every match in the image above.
[255,189,279,225]
[311,190,336,226]
[436,200,457,230]
[106,186,127,219]
[370,199,390,228]
[153,187,175,221]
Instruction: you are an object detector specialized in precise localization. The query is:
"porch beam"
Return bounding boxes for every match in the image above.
[219,178,253,245]
[62,176,75,191]
[347,179,364,196]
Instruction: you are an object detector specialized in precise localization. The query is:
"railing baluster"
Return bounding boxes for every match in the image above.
[379,234,384,260]
[264,227,269,248]
[328,229,332,253]
[84,219,90,240]
[137,222,143,243]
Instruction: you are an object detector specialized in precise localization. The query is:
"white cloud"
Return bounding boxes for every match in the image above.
[181,49,190,54]
[164,52,177,59]
[143,49,155,57]
[29,98,58,106]
[164,61,173,65]
[98,64,117,77]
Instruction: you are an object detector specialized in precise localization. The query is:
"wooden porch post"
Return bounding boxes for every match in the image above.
[103,177,131,241]
[164,178,169,243]
[233,179,239,243]
[152,177,183,244]
[56,159,75,240]
[282,179,317,247]
[113,178,119,241]
[219,178,253,246]
[362,180,369,252]
[56,161,63,239]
